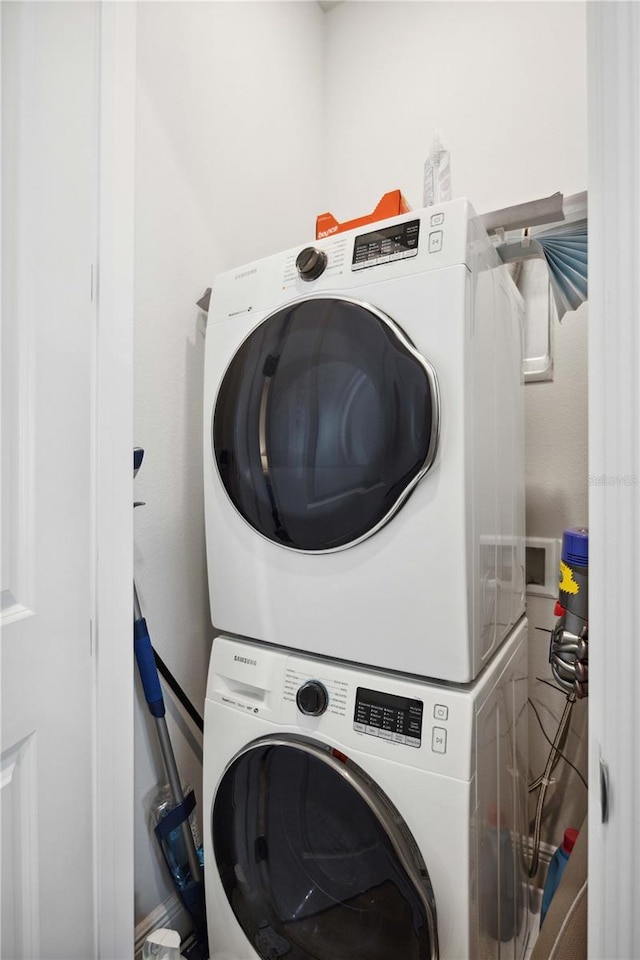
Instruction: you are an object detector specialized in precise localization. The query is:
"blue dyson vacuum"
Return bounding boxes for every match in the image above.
[528,526,589,880]
[550,527,588,698]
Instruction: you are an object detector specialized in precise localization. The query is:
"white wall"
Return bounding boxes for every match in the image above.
[133,0,324,925]
[323,0,589,854]
[323,2,587,217]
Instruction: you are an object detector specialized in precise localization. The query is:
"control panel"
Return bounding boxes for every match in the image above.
[352,219,420,271]
[208,634,494,778]
[353,686,424,748]
[267,204,465,299]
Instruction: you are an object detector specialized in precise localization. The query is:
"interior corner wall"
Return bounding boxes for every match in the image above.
[133,1,324,925]
[323,1,589,852]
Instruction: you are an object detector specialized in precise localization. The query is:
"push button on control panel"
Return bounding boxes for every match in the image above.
[428,231,443,254]
[430,213,445,227]
[433,704,449,721]
[431,727,447,754]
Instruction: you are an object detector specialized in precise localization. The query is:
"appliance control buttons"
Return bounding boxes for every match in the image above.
[433,704,449,721]
[432,727,447,753]
[428,231,443,253]
[295,246,328,281]
[296,680,328,716]
[430,213,445,227]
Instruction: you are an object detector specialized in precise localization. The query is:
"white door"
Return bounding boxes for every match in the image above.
[2,3,99,956]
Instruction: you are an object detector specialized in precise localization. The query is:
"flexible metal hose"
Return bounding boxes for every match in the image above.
[527,692,576,878]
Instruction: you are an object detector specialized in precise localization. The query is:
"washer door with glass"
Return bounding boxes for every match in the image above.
[212,735,438,960]
[213,297,439,553]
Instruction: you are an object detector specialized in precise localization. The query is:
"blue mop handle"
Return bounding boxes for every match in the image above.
[134,615,165,718]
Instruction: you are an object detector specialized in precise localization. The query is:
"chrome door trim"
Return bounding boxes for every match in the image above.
[258,376,272,481]
[212,294,441,554]
[213,732,440,960]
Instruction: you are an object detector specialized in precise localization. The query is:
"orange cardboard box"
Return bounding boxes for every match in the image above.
[316,190,411,240]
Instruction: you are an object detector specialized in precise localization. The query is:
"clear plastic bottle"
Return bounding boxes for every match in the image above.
[483,803,516,942]
[150,782,205,891]
[540,828,579,926]
[423,130,452,207]
[142,928,181,960]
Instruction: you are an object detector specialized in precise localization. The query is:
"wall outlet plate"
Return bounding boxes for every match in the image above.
[526,537,561,598]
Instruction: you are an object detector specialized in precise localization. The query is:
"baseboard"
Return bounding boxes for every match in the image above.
[134,893,191,959]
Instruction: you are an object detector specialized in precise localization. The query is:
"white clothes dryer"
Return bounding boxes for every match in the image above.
[203,619,530,960]
[203,199,525,682]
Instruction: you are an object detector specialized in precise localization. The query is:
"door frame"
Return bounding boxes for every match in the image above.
[587,3,640,956]
[93,4,136,957]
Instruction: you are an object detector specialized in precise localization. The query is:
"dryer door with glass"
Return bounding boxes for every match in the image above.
[212,296,439,553]
[212,735,438,960]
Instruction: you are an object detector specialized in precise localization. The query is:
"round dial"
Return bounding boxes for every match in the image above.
[295,246,327,281]
[296,680,329,716]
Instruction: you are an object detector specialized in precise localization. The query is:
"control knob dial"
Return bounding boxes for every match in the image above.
[296,246,327,281]
[296,680,328,716]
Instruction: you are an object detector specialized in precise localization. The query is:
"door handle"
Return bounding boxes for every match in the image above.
[600,757,610,823]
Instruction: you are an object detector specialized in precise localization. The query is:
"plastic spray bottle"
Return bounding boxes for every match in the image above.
[484,802,516,942]
[150,782,205,891]
[540,828,579,926]
[423,131,452,207]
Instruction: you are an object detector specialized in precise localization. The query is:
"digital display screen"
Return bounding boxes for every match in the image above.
[352,219,420,271]
[354,686,423,747]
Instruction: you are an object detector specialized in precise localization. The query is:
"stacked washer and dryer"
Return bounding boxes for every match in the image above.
[202,199,529,960]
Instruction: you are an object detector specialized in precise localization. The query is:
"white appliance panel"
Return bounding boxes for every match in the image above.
[203,621,529,960]
[204,200,524,680]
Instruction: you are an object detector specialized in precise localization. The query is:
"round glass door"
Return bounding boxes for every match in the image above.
[212,735,438,960]
[213,297,439,552]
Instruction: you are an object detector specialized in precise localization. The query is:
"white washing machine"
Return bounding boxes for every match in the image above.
[203,619,530,960]
[203,198,525,682]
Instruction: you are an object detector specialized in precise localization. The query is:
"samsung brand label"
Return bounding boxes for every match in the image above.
[234,655,257,666]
